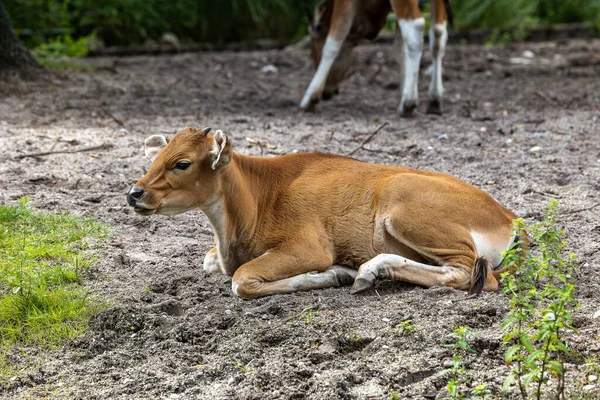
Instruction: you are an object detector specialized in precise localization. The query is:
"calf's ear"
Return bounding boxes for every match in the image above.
[210,130,231,170]
[144,135,168,162]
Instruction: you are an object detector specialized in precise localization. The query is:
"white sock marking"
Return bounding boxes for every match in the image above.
[300,36,343,109]
[398,18,425,109]
[428,22,447,102]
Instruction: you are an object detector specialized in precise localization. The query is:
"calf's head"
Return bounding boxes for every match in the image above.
[127,127,231,216]
[309,0,353,99]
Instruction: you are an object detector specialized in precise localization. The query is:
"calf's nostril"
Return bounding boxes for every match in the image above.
[130,188,145,199]
[127,188,145,206]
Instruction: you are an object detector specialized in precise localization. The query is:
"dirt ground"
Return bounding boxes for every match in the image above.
[1,38,599,399]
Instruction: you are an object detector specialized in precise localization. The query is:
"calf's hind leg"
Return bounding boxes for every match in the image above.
[351,254,470,294]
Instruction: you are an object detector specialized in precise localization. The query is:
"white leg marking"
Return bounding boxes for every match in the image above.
[203,249,223,274]
[300,36,343,109]
[232,265,356,298]
[398,18,425,114]
[352,253,469,293]
[428,22,447,112]
[201,197,236,275]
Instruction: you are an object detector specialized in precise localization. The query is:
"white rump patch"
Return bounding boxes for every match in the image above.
[470,231,515,267]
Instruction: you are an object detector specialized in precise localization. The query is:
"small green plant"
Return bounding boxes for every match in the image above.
[501,200,578,400]
[389,390,401,400]
[470,383,492,399]
[444,326,476,354]
[395,319,420,336]
[442,326,476,399]
[233,362,255,377]
[301,308,314,325]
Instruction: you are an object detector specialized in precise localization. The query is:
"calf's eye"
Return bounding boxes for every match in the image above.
[175,161,191,170]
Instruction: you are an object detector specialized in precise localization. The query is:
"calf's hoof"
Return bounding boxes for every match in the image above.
[322,88,339,101]
[350,277,375,294]
[427,99,443,115]
[399,100,418,118]
[300,98,319,113]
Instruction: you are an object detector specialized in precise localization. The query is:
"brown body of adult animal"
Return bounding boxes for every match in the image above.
[127,127,518,299]
[301,0,450,116]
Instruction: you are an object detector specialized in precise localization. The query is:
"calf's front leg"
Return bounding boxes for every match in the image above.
[231,250,356,299]
[203,247,224,274]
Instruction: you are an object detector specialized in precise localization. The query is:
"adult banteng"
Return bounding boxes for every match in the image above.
[127,127,518,299]
[300,0,451,116]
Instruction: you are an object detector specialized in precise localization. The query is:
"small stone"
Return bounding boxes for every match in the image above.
[582,384,595,391]
[529,146,542,153]
[427,146,434,150]
[438,133,449,141]
[552,54,568,68]
[509,57,532,65]
[261,64,278,74]
[443,359,453,368]
[592,309,600,319]
[261,314,269,320]
[523,50,535,59]
[480,127,487,133]
[225,309,232,315]
[505,138,513,145]
[382,318,390,323]
[160,32,180,49]
[588,375,598,383]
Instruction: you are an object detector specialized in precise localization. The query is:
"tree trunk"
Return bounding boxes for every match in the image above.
[0,1,43,72]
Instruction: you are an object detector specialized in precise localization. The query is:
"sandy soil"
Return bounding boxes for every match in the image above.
[0,38,599,399]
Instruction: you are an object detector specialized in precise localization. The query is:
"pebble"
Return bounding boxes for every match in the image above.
[261,313,269,320]
[261,64,278,74]
[225,309,232,315]
[529,146,542,153]
[582,384,595,391]
[505,138,513,145]
[589,375,598,383]
[523,50,535,59]
[382,317,390,322]
[443,359,454,368]
[480,127,487,133]
[592,309,600,319]
[438,134,449,141]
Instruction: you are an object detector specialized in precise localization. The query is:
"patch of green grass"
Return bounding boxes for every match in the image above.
[38,59,101,71]
[0,198,109,349]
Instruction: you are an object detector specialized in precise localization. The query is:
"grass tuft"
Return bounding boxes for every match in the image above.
[0,198,109,349]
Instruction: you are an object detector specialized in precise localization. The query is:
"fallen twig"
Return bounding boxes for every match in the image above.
[101,108,125,126]
[347,121,389,156]
[562,203,600,215]
[15,144,113,159]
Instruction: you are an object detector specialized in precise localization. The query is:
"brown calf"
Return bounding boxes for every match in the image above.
[127,127,517,299]
[301,0,449,116]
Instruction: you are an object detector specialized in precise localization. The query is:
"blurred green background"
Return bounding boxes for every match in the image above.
[4,0,600,48]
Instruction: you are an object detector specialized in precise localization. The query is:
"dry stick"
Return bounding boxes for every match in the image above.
[562,203,600,215]
[261,304,320,333]
[347,121,389,156]
[101,108,125,126]
[15,144,113,159]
